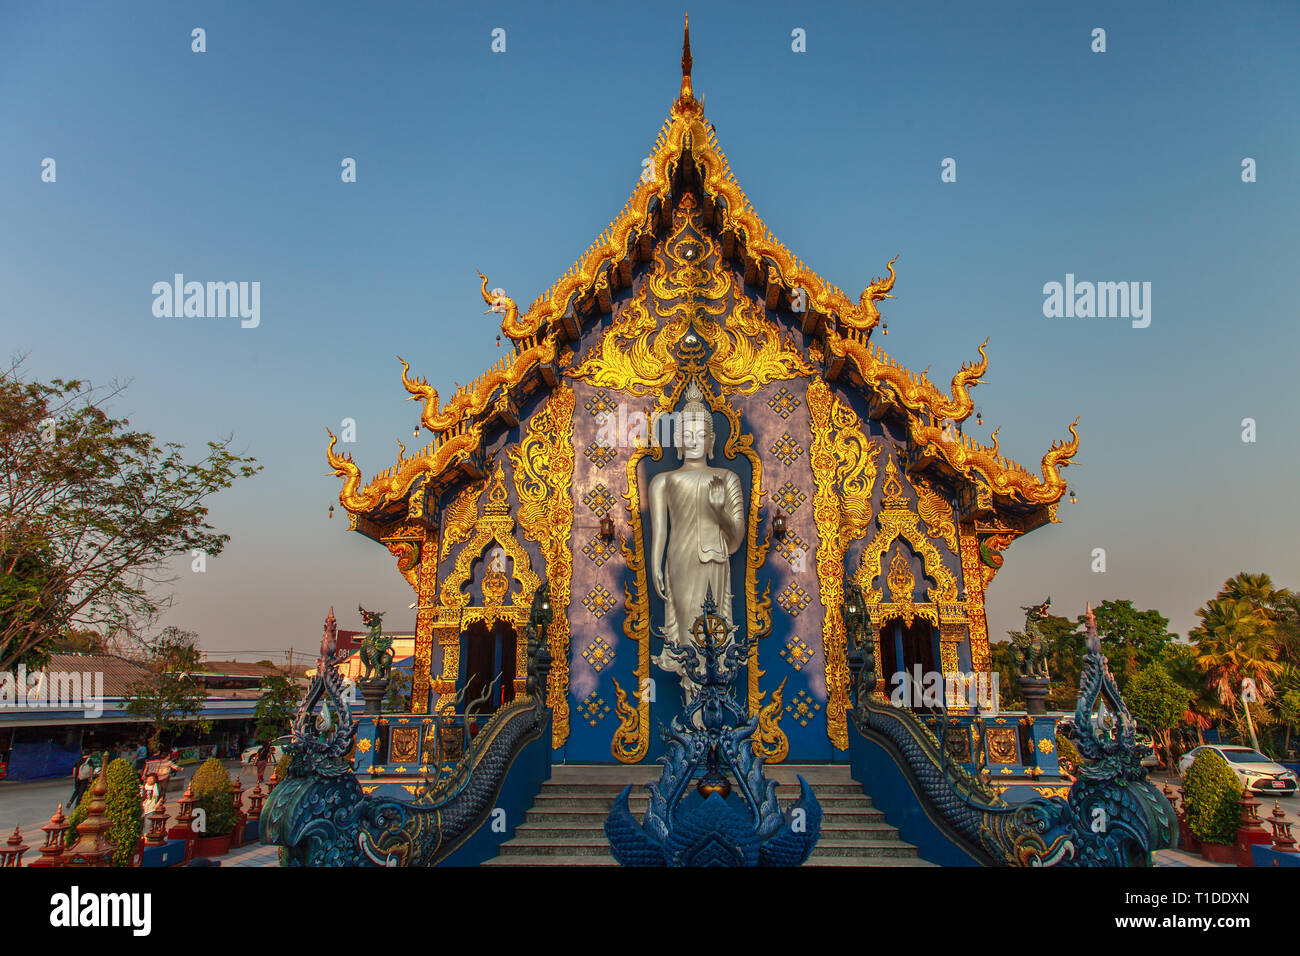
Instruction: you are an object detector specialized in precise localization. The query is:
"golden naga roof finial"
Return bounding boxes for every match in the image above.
[478,270,534,341]
[858,254,899,324]
[673,13,701,116]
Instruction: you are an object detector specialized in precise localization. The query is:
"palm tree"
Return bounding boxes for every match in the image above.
[1273,592,1300,664]
[1219,571,1284,613]
[1190,598,1282,707]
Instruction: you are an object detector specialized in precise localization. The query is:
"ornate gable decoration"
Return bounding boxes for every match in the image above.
[855,457,961,627]
[440,462,539,617]
[327,17,1078,534]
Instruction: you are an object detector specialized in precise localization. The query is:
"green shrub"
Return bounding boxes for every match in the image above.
[104,758,143,866]
[1183,751,1242,845]
[189,757,236,837]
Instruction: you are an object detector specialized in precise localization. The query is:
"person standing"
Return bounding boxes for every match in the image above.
[133,740,148,774]
[68,755,93,809]
[141,773,162,817]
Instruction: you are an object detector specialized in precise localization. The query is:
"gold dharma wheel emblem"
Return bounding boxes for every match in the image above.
[691,608,731,650]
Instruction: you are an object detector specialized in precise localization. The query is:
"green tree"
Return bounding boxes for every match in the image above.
[122,626,210,748]
[1085,600,1177,691]
[254,673,301,742]
[0,359,260,671]
[1125,663,1191,768]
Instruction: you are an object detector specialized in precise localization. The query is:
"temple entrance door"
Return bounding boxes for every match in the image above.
[880,616,939,710]
[460,619,518,722]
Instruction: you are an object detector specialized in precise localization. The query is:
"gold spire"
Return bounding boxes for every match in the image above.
[673,14,700,115]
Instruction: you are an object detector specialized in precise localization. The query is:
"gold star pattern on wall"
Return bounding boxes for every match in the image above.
[582,483,616,516]
[584,389,617,417]
[584,440,617,469]
[582,584,617,619]
[766,386,801,420]
[580,692,612,726]
[769,433,804,466]
[785,689,823,727]
[774,480,806,515]
[780,636,815,671]
[776,582,812,617]
[581,635,615,672]
[776,531,809,567]
[582,534,619,567]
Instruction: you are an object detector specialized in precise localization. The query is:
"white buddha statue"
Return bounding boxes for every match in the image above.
[648,380,745,698]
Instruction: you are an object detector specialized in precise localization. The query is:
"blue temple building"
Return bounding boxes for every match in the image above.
[280,23,1173,867]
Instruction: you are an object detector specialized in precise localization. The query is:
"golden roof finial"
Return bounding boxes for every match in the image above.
[673,14,700,115]
[682,14,692,87]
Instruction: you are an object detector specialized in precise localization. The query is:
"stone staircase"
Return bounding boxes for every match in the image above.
[482,763,933,866]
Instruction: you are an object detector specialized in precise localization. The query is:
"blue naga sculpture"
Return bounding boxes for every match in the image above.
[847,594,1178,866]
[261,587,553,866]
[604,588,822,866]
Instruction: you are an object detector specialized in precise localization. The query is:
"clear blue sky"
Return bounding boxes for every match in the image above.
[2,1,1297,659]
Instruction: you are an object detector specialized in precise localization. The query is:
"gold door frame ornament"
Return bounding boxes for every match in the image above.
[411,521,441,714]
[854,457,967,696]
[431,462,540,711]
[508,384,577,748]
[807,378,881,751]
[958,520,992,675]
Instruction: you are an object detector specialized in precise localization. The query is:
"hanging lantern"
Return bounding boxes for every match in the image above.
[496,333,502,348]
[599,514,614,540]
[975,408,983,426]
[328,505,335,519]
[772,510,787,538]
[1069,489,1077,505]
[881,322,888,336]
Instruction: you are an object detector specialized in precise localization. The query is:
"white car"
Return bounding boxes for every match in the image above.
[240,743,286,767]
[1178,745,1298,794]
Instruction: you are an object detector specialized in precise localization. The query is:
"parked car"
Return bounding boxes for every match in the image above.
[240,742,287,767]
[1178,744,1298,793]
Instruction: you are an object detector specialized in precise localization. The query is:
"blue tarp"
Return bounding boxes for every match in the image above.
[6,740,81,781]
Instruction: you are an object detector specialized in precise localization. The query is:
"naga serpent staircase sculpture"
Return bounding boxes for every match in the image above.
[261,586,555,867]
[845,591,1178,866]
